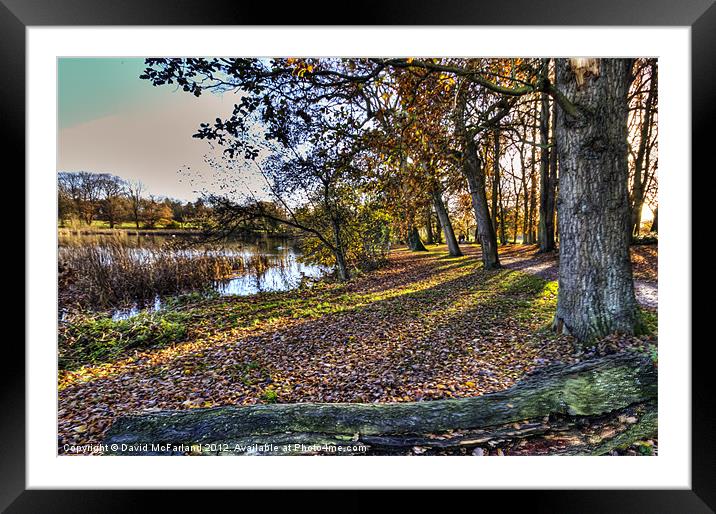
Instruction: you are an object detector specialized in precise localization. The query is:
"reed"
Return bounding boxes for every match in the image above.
[58,234,255,311]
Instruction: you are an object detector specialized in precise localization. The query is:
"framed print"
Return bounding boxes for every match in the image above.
[5,0,713,510]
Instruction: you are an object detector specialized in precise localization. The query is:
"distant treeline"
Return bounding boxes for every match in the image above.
[57,171,284,234]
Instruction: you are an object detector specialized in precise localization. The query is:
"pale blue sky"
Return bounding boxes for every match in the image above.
[58,58,264,201]
[58,58,151,129]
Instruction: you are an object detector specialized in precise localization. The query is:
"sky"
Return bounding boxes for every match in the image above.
[58,58,264,202]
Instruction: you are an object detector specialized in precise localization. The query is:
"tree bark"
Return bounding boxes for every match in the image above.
[330,216,350,281]
[463,153,500,269]
[425,210,435,244]
[520,141,530,244]
[513,180,520,244]
[434,210,443,244]
[454,89,500,269]
[553,58,638,344]
[432,187,462,257]
[538,64,557,253]
[549,98,559,245]
[650,207,658,233]
[104,352,657,456]
[499,180,507,245]
[492,130,500,238]
[528,110,539,244]
[407,226,428,252]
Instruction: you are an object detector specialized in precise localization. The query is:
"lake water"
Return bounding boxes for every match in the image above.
[59,233,327,320]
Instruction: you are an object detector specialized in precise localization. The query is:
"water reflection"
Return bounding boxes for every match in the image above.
[216,250,325,296]
[60,233,327,320]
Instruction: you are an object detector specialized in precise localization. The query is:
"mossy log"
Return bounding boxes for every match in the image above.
[104,352,657,455]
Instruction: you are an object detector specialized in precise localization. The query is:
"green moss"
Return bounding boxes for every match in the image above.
[635,441,655,455]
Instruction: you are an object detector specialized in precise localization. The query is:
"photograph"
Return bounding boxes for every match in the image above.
[56,56,660,457]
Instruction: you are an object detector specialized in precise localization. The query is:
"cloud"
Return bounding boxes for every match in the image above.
[58,90,266,201]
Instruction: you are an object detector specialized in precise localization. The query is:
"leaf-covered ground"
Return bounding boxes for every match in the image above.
[57,244,657,454]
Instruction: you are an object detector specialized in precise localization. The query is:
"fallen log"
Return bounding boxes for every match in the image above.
[104,352,657,455]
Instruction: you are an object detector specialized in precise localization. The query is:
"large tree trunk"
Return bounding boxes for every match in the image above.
[650,207,658,233]
[528,112,539,244]
[104,352,657,456]
[424,208,435,244]
[407,226,428,252]
[491,130,500,238]
[454,89,500,269]
[553,58,638,344]
[538,64,557,253]
[463,153,500,269]
[330,217,350,281]
[434,210,443,244]
[432,187,462,257]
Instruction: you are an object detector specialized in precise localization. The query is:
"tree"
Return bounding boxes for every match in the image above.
[538,60,557,253]
[57,185,74,226]
[431,182,462,257]
[126,180,145,229]
[139,57,648,343]
[453,84,503,269]
[628,59,658,238]
[97,174,127,228]
[527,100,539,244]
[551,58,638,343]
[650,207,658,233]
[184,60,388,280]
[58,171,103,225]
[424,206,435,245]
[141,196,173,229]
[388,57,642,343]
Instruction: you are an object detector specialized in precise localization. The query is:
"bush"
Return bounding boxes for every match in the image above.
[297,201,392,274]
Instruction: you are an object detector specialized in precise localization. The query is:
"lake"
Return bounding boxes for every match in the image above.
[58,233,327,319]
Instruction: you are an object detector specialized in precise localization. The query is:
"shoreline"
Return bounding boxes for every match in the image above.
[58,227,295,238]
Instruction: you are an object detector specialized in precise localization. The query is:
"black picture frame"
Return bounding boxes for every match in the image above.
[5,0,712,511]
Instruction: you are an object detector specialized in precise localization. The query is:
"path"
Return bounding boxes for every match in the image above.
[498,244,658,309]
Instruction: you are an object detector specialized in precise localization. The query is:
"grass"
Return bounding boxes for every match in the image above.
[262,387,278,403]
[637,308,658,337]
[59,311,190,371]
[60,220,203,231]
